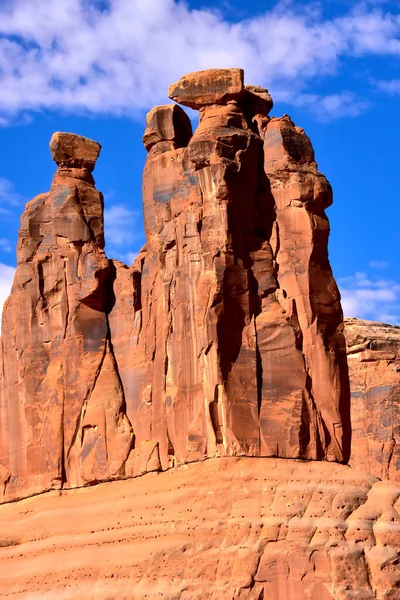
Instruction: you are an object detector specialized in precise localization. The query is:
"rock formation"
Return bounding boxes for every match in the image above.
[345,318,400,481]
[0,68,398,510]
[0,68,399,600]
[129,67,350,471]
[0,132,133,502]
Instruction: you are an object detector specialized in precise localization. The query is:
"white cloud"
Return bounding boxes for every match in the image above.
[339,271,400,325]
[0,1,399,122]
[0,239,12,253]
[278,90,370,121]
[0,178,22,207]
[0,263,16,329]
[104,203,143,264]
[369,260,388,269]
[375,78,400,94]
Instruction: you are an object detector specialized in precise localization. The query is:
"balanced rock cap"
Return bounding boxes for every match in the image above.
[143,104,193,151]
[50,132,101,172]
[168,68,244,110]
[242,85,273,115]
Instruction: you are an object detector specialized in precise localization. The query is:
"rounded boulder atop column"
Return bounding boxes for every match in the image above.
[168,68,244,109]
[142,104,193,151]
[50,132,101,172]
[241,84,273,115]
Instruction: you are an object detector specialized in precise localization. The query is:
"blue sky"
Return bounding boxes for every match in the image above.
[0,0,399,324]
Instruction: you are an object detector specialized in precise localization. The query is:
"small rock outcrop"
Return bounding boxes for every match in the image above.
[345,318,400,480]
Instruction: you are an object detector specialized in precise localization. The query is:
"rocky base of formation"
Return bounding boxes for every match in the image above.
[0,457,399,600]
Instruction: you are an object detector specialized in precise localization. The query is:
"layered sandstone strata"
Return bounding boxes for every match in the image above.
[0,457,398,600]
[345,318,400,480]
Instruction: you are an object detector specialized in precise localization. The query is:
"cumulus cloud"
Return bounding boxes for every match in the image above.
[104,203,144,264]
[0,0,399,122]
[0,263,16,328]
[339,271,400,325]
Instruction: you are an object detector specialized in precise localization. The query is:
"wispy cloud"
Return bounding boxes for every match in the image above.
[340,271,400,325]
[0,239,12,253]
[0,1,399,122]
[125,251,139,265]
[277,90,370,121]
[369,259,388,269]
[0,178,22,207]
[0,263,15,327]
[375,78,400,94]
[104,203,144,264]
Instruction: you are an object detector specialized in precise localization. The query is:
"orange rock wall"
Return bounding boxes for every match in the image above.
[345,318,400,481]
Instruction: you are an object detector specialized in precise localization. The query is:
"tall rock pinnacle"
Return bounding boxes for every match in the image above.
[127,67,350,467]
[0,70,360,503]
[0,133,133,501]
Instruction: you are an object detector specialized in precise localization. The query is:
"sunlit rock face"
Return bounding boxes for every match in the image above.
[0,132,133,501]
[0,68,399,600]
[345,318,400,481]
[129,67,350,470]
[3,67,391,505]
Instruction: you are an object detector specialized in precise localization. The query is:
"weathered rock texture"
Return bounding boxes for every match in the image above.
[2,67,399,511]
[0,457,399,600]
[127,67,350,470]
[345,318,400,481]
[0,68,399,600]
[0,133,133,502]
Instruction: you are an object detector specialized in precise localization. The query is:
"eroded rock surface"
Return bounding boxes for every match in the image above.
[0,133,133,502]
[0,458,399,599]
[345,318,400,481]
[168,67,244,109]
[125,70,350,469]
[2,68,399,509]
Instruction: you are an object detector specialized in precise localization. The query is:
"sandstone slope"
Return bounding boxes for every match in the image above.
[0,457,399,599]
